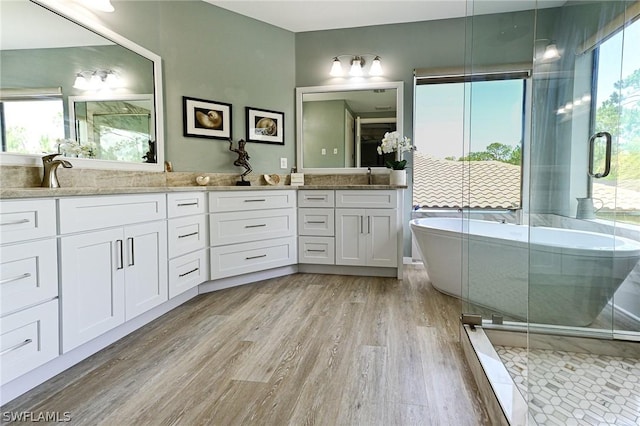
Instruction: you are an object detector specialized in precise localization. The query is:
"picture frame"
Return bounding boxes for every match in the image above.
[245,106,284,145]
[183,96,232,140]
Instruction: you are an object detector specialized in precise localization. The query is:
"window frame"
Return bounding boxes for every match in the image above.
[413,70,531,211]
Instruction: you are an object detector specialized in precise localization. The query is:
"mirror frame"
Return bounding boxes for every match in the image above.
[296,81,404,174]
[0,0,165,171]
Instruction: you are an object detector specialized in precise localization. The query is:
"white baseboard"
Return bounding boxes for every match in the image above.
[198,265,298,293]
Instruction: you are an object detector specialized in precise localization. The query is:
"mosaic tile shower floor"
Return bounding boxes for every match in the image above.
[495,346,640,425]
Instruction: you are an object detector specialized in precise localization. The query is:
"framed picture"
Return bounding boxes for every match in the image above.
[183,96,232,140]
[245,106,284,145]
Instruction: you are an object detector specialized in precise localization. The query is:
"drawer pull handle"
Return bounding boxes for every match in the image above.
[179,267,199,277]
[1,338,33,356]
[246,254,267,260]
[244,199,266,202]
[307,249,326,253]
[245,224,266,228]
[0,272,32,285]
[178,231,199,239]
[128,237,135,266]
[306,221,326,224]
[177,202,199,207]
[116,239,124,270]
[306,197,326,200]
[0,219,30,226]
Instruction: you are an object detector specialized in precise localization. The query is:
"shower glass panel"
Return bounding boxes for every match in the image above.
[596,17,640,335]
[461,4,533,324]
[526,1,640,424]
[530,0,636,334]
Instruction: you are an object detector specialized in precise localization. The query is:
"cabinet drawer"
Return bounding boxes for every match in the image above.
[59,194,166,234]
[169,249,208,298]
[298,190,335,208]
[298,208,334,236]
[210,208,295,246]
[168,215,207,258]
[1,239,58,315]
[209,190,295,212]
[0,199,56,244]
[335,190,398,209]
[1,299,59,386]
[210,236,296,279]
[298,236,335,265]
[167,192,206,218]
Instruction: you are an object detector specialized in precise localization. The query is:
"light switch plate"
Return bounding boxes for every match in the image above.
[333,148,338,154]
[321,148,326,155]
[280,157,287,169]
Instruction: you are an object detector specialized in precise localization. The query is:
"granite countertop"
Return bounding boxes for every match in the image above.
[0,184,406,199]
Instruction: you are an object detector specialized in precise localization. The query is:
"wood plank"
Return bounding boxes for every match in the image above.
[1,265,489,425]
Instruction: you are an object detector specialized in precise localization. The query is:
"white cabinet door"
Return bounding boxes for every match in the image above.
[368,209,397,267]
[335,208,397,267]
[335,209,367,266]
[124,221,168,320]
[60,228,125,353]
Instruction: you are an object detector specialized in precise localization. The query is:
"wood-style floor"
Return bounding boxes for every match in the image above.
[2,265,489,425]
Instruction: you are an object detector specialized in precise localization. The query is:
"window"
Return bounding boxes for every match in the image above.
[1,89,64,155]
[413,74,527,209]
[592,18,640,225]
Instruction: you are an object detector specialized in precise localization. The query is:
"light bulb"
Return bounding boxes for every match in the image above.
[349,57,363,77]
[330,57,343,77]
[369,56,383,76]
[73,73,88,90]
[88,73,103,90]
[105,72,120,88]
[542,43,561,61]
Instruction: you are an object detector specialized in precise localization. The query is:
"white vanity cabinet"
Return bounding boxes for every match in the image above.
[0,199,59,386]
[335,190,399,268]
[59,194,168,353]
[297,190,335,265]
[167,193,208,298]
[209,190,297,280]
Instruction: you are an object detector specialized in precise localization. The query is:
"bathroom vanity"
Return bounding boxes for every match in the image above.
[0,184,403,404]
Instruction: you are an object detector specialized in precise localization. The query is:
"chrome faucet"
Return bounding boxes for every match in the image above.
[41,153,73,188]
[367,167,372,185]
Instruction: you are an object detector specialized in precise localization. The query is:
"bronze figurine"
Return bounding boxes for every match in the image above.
[229,138,252,185]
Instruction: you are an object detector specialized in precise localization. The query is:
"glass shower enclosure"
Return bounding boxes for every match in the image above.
[462,1,640,424]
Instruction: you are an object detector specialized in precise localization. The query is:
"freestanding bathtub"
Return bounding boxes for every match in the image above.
[410,217,640,327]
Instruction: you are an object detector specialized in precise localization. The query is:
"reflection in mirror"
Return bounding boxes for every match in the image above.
[0,0,164,170]
[296,81,403,172]
[69,95,155,162]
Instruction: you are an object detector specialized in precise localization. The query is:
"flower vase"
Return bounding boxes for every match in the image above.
[389,169,406,186]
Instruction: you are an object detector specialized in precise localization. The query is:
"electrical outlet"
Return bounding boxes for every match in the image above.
[333,148,338,154]
[280,157,287,169]
[321,148,326,155]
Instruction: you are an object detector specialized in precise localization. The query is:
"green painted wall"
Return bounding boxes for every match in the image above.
[93,0,296,173]
[303,100,346,168]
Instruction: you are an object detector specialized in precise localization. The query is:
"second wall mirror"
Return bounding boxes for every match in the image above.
[296,81,404,173]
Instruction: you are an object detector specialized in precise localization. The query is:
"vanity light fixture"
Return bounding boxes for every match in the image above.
[73,70,122,91]
[542,43,561,61]
[535,39,561,62]
[330,54,383,77]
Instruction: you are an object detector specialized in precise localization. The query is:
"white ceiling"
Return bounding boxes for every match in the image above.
[204,0,566,33]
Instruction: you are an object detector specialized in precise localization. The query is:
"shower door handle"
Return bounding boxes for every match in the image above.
[588,131,612,178]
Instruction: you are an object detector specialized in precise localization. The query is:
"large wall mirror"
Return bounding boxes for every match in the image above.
[296,81,403,173]
[0,0,164,171]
